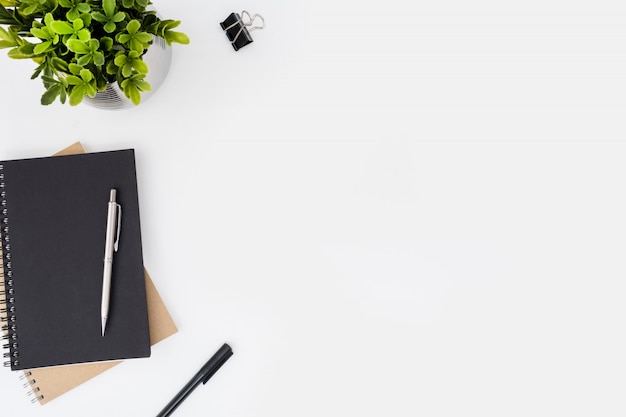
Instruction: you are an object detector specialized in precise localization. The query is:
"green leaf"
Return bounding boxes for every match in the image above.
[133,59,147,74]
[51,20,73,34]
[65,74,82,85]
[126,85,140,105]
[41,74,57,84]
[129,38,143,53]
[77,28,89,41]
[41,84,61,105]
[120,74,149,105]
[7,47,33,59]
[87,38,99,50]
[106,61,117,75]
[76,53,90,66]
[85,83,97,97]
[103,20,116,33]
[113,53,126,66]
[91,11,106,23]
[23,4,39,15]
[51,56,68,71]
[134,32,151,43]
[44,12,54,29]
[121,61,132,77]
[126,19,140,34]
[30,27,49,39]
[0,27,11,42]
[103,0,114,17]
[92,50,104,66]
[66,7,79,20]
[68,62,81,74]
[79,68,92,82]
[31,66,43,79]
[72,18,84,30]
[33,40,52,54]
[0,29,18,49]
[18,44,36,55]
[69,84,85,105]
[66,38,88,53]
[79,12,91,26]
[116,33,130,43]
[134,80,150,91]
[162,20,180,30]
[165,31,189,45]
[112,11,125,22]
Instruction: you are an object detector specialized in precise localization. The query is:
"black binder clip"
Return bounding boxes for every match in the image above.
[220,11,265,51]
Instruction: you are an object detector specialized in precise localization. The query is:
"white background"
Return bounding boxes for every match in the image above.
[1,0,626,415]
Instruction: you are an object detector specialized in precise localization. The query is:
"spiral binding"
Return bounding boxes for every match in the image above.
[18,371,44,403]
[0,164,18,369]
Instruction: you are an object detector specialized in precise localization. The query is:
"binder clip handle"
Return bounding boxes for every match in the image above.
[240,11,265,33]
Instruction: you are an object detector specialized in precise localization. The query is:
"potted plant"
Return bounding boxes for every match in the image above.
[0,0,189,106]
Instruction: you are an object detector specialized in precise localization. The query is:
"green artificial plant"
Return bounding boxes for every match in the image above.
[0,0,189,105]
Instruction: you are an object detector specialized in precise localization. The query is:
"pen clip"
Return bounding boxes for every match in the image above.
[114,203,122,252]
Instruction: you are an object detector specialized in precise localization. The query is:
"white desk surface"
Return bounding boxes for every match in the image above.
[1,0,625,415]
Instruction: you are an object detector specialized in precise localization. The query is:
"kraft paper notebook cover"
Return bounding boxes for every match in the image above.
[17,142,178,405]
[0,148,150,370]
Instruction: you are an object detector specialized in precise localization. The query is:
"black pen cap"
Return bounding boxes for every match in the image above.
[201,343,233,384]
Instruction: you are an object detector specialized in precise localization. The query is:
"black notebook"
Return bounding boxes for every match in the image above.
[0,149,150,370]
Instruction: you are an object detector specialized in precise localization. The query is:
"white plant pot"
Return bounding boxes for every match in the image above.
[83,35,172,110]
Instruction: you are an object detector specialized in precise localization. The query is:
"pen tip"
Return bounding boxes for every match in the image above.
[101,318,107,337]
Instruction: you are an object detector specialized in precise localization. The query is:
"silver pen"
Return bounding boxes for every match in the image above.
[101,189,122,336]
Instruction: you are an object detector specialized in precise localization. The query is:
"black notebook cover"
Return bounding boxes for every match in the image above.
[0,149,150,370]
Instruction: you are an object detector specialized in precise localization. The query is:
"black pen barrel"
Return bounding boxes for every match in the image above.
[156,374,204,417]
[155,344,233,417]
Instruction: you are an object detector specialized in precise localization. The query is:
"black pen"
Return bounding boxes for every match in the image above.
[156,343,233,417]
